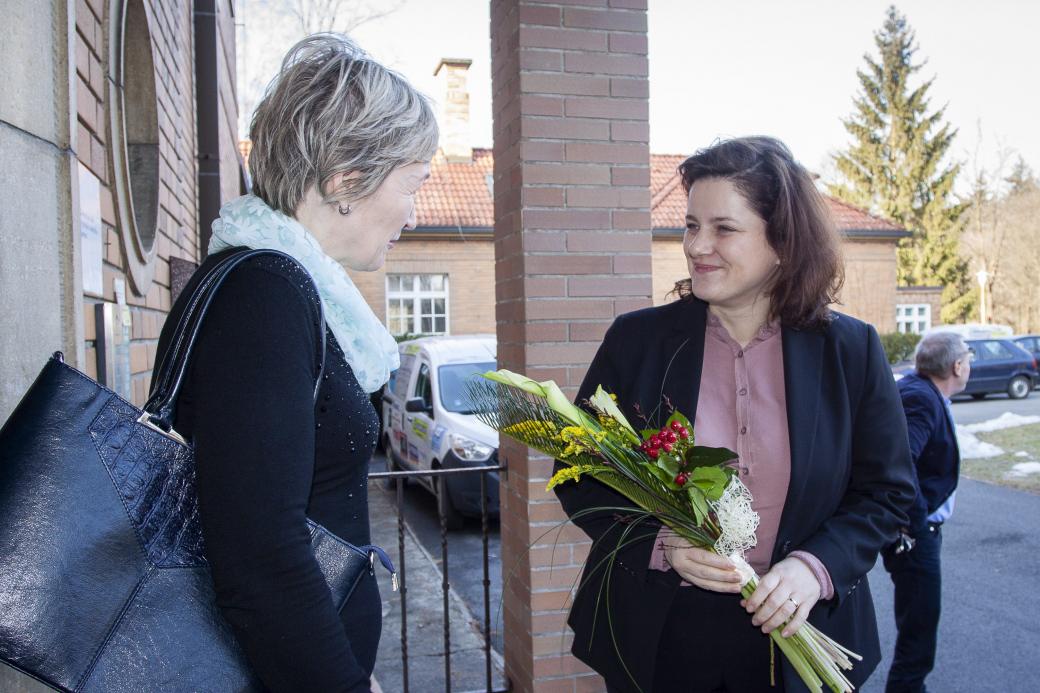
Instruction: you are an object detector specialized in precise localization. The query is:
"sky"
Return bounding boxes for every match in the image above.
[238,0,1040,189]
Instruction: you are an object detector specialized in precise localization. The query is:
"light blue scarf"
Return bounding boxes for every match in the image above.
[209,194,399,393]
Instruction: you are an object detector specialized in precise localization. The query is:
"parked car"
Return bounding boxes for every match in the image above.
[382,335,499,528]
[962,338,1038,400]
[1012,334,1040,365]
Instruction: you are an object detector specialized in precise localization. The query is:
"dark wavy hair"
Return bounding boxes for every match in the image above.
[671,137,844,330]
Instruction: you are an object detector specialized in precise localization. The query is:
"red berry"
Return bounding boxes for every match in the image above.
[670,421,682,431]
[666,431,678,443]
[675,473,686,485]
[650,434,660,444]
[663,442,674,452]
[648,448,659,458]
[679,428,690,439]
[660,428,670,437]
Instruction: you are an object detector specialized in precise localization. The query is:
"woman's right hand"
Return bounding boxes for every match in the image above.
[662,534,744,593]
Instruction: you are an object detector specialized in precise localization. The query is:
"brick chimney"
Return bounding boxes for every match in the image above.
[434,58,473,162]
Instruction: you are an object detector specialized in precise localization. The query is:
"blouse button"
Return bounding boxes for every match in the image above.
[740,426,747,434]
[739,388,747,396]
[737,350,744,358]
[742,468,749,475]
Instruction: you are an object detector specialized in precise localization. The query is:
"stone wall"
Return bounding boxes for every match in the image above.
[0,0,79,425]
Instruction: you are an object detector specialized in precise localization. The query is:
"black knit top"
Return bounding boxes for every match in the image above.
[152,249,380,692]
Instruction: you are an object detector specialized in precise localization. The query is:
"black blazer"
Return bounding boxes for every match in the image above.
[897,372,960,532]
[554,298,915,693]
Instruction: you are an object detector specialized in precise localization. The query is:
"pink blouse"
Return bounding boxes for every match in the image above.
[649,312,834,599]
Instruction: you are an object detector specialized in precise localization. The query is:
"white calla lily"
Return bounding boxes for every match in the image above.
[589,386,637,436]
[482,370,596,429]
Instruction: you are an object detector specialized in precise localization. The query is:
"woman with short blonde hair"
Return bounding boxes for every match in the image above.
[152,34,437,692]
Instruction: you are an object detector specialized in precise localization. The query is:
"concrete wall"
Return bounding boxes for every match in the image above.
[0,0,80,424]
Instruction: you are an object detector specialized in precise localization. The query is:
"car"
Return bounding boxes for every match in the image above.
[891,360,914,381]
[382,335,500,528]
[962,338,1038,400]
[1012,334,1040,364]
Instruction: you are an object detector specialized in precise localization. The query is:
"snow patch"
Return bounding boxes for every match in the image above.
[1014,451,1031,458]
[957,431,1005,459]
[1007,462,1040,477]
[956,412,1040,460]
[960,412,1040,434]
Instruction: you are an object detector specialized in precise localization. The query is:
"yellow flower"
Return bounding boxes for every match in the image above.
[546,464,602,490]
[504,420,558,441]
[557,426,607,458]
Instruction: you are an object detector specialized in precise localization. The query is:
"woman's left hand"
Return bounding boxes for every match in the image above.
[741,557,821,638]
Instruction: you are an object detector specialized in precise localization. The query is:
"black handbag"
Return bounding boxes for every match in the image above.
[0,248,395,692]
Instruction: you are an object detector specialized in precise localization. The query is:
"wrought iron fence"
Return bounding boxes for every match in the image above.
[368,465,509,693]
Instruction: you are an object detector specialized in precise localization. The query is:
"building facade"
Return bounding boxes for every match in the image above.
[0,0,242,430]
[345,60,914,341]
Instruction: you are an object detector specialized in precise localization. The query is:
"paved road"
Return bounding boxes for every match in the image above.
[861,478,1040,692]
[949,389,1040,424]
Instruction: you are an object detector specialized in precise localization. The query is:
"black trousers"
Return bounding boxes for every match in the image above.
[882,523,943,693]
[607,584,783,693]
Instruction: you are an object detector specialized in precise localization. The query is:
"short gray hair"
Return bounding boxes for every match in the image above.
[914,332,969,379]
[249,34,439,215]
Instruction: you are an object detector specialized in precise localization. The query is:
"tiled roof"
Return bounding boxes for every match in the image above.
[825,195,907,234]
[415,149,494,228]
[408,148,909,236]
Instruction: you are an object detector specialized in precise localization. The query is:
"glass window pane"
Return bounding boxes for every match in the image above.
[422,317,433,333]
[433,298,445,314]
[435,317,445,333]
[388,300,402,317]
[387,275,400,292]
[896,307,902,317]
[430,275,445,291]
[401,275,413,291]
[918,321,926,332]
[404,316,414,334]
[419,275,432,291]
[389,317,400,334]
[918,307,926,316]
[421,298,432,314]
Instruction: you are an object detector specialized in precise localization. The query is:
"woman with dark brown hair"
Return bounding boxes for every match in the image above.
[554,137,915,692]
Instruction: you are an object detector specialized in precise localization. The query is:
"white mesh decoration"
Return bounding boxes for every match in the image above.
[711,476,759,561]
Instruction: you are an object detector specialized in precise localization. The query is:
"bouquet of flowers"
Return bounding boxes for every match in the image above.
[464,370,861,693]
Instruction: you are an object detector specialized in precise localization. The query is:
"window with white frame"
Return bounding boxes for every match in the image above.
[386,274,449,336]
[896,303,931,334]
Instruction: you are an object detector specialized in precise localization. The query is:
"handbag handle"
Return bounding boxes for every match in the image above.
[143,248,326,435]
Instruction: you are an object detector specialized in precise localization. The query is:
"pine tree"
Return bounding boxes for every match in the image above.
[1006,156,1038,195]
[829,6,973,323]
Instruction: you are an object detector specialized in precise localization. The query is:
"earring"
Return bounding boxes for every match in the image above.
[338,203,351,216]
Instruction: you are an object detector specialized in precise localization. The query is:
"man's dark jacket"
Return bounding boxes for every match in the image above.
[896,372,960,532]
[553,298,916,693]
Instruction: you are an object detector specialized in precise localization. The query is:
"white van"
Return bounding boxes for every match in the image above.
[382,335,499,528]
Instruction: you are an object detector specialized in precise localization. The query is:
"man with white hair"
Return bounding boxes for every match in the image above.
[883,331,970,693]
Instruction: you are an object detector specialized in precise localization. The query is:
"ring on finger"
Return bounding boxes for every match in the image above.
[788,597,799,608]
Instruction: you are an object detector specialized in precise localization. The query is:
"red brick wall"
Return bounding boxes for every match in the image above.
[346,239,498,336]
[491,2,652,691]
[78,0,238,404]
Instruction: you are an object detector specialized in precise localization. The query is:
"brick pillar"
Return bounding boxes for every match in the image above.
[490,2,651,691]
